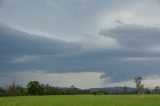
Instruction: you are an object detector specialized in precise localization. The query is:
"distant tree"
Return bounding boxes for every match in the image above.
[122,85,128,94]
[0,87,5,96]
[27,81,43,95]
[7,81,23,96]
[106,88,113,95]
[67,85,80,95]
[70,85,76,89]
[18,86,27,95]
[144,88,151,94]
[134,76,144,96]
[8,81,16,96]
[43,84,56,95]
[154,86,160,94]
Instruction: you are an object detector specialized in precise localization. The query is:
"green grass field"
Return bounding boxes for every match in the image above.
[0,95,160,106]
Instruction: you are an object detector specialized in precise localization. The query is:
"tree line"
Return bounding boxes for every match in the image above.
[0,76,160,96]
[0,81,84,96]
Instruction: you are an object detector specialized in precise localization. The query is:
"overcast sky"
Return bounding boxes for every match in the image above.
[1,0,160,89]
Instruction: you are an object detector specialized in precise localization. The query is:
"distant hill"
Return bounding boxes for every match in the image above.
[86,87,136,93]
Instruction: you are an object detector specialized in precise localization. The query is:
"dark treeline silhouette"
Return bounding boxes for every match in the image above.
[0,80,160,97]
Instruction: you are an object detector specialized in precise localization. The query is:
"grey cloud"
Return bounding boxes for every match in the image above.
[97,24,160,81]
[100,24,160,49]
[0,0,3,3]
[1,54,160,83]
[0,24,81,55]
[0,0,3,6]
[1,23,160,83]
[1,0,160,84]
[100,74,108,79]
[0,0,141,38]
[115,20,124,25]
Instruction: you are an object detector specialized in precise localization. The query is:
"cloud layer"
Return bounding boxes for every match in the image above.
[1,0,160,87]
[1,23,160,83]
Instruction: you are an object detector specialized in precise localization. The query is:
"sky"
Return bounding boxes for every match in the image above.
[1,0,160,89]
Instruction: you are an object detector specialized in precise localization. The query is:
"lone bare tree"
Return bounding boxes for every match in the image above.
[134,76,144,96]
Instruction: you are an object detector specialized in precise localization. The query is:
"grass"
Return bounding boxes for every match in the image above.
[0,95,160,106]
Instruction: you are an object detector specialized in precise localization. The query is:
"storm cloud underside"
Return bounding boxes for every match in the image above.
[1,0,160,88]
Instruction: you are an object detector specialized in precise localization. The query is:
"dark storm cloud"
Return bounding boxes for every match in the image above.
[0,24,81,55]
[1,23,160,82]
[100,24,160,49]
[98,24,160,81]
[0,0,3,6]
[0,0,3,3]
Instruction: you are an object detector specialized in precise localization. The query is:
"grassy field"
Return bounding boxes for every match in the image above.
[0,95,160,106]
